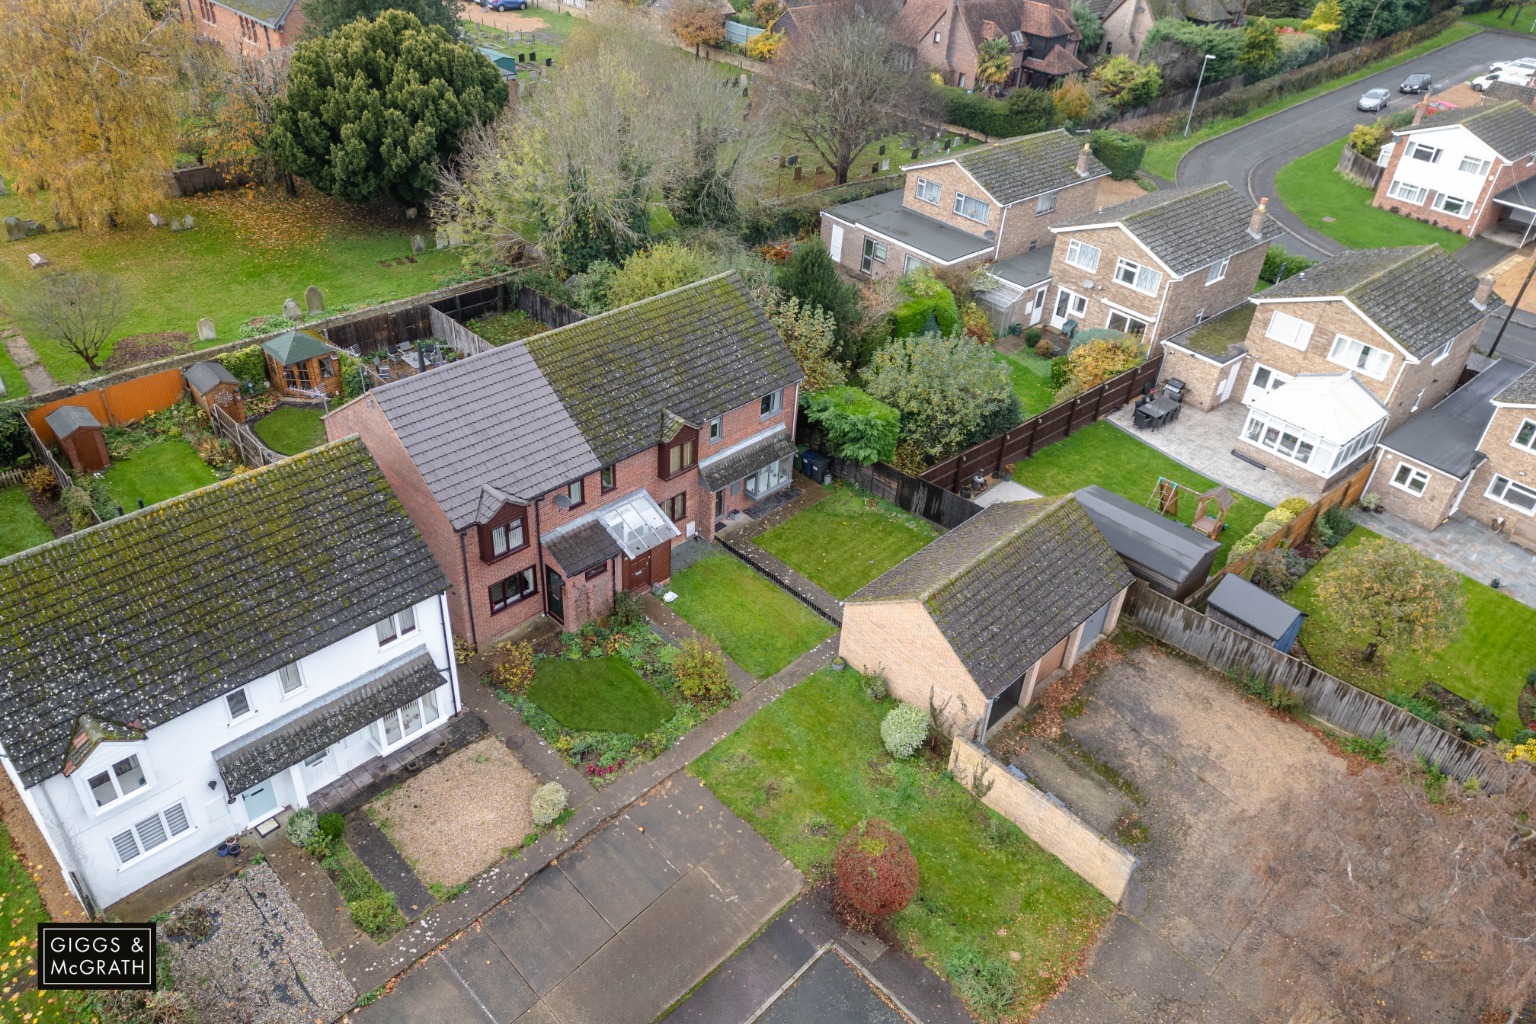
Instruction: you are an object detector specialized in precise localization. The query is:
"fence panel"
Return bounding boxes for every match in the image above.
[1336,144,1385,188]
[1221,460,1375,577]
[429,307,495,358]
[1123,582,1520,789]
[27,396,109,448]
[323,307,433,357]
[24,422,90,519]
[431,283,506,326]
[211,404,284,469]
[27,369,187,445]
[823,455,981,529]
[722,20,765,44]
[514,286,588,330]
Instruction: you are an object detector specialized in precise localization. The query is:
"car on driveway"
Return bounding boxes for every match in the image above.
[1400,73,1432,93]
[1473,68,1535,91]
[1358,88,1390,111]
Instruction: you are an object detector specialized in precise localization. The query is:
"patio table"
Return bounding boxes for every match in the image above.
[1134,396,1181,430]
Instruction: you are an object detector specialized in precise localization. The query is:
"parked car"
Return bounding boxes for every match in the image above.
[1400,73,1433,93]
[1491,58,1536,71]
[487,0,528,8]
[1358,88,1390,111]
[1473,69,1535,91]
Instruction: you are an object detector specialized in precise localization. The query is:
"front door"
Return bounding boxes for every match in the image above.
[715,490,725,518]
[546,565,565,624]
[301,749,332,793]
[1242,364,1291,406]
[621,541,673,592]
[1029,287,1047,326]
[1051,288,1087,329]
[240,780,278,823]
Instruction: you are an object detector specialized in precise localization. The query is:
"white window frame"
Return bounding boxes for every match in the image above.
[1106,309,1149,335]
[84,752,151,813]
[1035,190,1058,215]
[225,687,254,723]
[903,254,926,275]
[375,606,418,647]
[377,690,443,752]
[278,663,305,697]
[111,802,193,867]
[1408,142,1441,164]
[1487,474,1536,514]
[1327,334,1392,380]
[1205,257,1230,285]
[952,192,990,224]
[1265,311,1313,350]
[707,416,723,443]
[743,455,792,500]
[1113,257,1162,296]
[760,389,783,419]
[1458,155,1491,176]
[1430,339,1452,364]
[1391,462,1430,495]
[913,177,942,205]
[1387,179,1429,204]
[1514,417,1536,452]
[1064,239,1101,273]
[1432,193,1472,218]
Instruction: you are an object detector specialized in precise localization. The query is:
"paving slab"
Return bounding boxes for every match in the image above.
[354,955,489,1024]
[513,1004,561,1024]
[442,927,537,1023]
[1031,973,1138,1024]
[663,914,816,1024]
[345,810,436,919]
[623,774,757,871]
[757,950,915,1024]
[1083,917,1259,1023]
[482,869,614,996]
[557,820,681,931]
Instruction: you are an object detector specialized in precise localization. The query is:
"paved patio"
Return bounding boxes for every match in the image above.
[1368,509,1536,608]
[1105,403,1315,507]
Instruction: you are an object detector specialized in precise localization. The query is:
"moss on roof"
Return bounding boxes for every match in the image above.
[1167,304,1255,360]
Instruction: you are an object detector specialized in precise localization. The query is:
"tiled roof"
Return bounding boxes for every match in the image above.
[1258,246,1499,358]
[1022,44,1086,75]
[850,496,1130,697]
[1381,359,1528,476]
[184,360,236,394]
[0,438,447,788]
[1410,101,1536,161]
[262,329,332,366]
[1496,362,1536,405]
[213,651,444,795]
[698,428,796,491]
[1061,183,1281,276]
[1180,0,1241,21]
[544,521,621,575]
[44,406,100,439]
[1483,81,1536,107]
[952,129,1107,206]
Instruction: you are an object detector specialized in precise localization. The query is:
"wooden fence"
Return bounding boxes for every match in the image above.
[1220,460,1376,579]
[920,356,1163,493]
[211,404,284,470]
[26,369,189,447]
[1336,145,1385,188]
[429,307,495,358]
[512,285,587,330]
[323,304,433,356]
[0,466,27,488]
[1124,582,1522,789]
[25,423,74,497]
[825,455,981,530]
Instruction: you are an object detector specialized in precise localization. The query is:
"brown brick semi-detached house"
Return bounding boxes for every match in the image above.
[889,0,1084,90]
[184,0,305,56]
[1373,101,1536,239]
[1045,182,1278,349]
[840,495,1131,740]
[325,273,804,645]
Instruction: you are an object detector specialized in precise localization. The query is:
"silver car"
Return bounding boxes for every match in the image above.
[1358,88,1390,111]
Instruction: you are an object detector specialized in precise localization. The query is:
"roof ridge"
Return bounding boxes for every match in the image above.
[511,271,744,353]
[919,494,1071,602]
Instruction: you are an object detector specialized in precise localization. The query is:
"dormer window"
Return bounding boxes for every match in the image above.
[480,505,528,562]
[88,755,147,808]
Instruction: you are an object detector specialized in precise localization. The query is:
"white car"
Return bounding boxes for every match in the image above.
[1491,58,1536,70]
[1473,69,1535,91]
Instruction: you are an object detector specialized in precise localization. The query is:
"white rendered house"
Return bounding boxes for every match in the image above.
[0,438,458,912]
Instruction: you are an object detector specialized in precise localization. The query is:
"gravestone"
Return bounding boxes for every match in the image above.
[435,228,449,249]
[871,162,879,175]
[881,158,889,171]
[28,253,48,268]
[742,86,748,97]
[518,53,526,61]
[412,233,426,254]
[183,214,195,229]
[545,57,553,66]
[197,318,216,342]
[282,297,302,320]
[793,166,802,180]
[786,155,798,166]
[446,223,465,247]
[170,218,183,232]
[4,217,22,243]
[405,207,418,220]
[305,285,324,315]
[878,144,886,155]
[529,50,536,61]
[0,176,8,196]
[911,148,919,159]
[149,213,166,227]
[943,138,952,151]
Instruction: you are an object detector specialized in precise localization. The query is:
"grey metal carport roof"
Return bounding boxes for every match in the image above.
[1074,485,1220,590]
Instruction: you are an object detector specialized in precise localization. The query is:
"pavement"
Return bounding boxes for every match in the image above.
[354,774,804,1024]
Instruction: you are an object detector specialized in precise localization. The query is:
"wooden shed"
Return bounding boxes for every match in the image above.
[45,406,109,474]
[1205,575,1306,654]
[261,330,340,399]
[184,360,245,423]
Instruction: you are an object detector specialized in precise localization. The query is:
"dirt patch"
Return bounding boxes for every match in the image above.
[1098,177,1149,204]
[369,737,537,887]
[0,776,82,921]
[458,1,549,32]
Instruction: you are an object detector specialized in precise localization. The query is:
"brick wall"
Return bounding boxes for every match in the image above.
[1456,405,1536,529]
[1154,244,1267,344]
[994,174,1104,260]
[900,162,999,237]
[839,601,986,735]
[1384,320,1482,431]
[821,215,935,281]
[1157,345,1244,411]
[184,0,303,56]
[1234,437,1369,493]
[1046,225,1163,331]
[1370,448,1461,530]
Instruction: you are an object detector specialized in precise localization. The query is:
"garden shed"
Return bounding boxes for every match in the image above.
[261,330,341,400]
[1074,485,1220,601]
[44,406,109,474]
[1205,574,1306,654]
[184,360,245,423]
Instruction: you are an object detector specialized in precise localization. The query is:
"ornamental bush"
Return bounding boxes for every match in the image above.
[1276,496,1311,517]
[1262,506,1298,526]
[833,819,918,929]
[60,485,96,530]
[318,812,346,842]
[531,782,568,826]
[489,640,536,693]
[674,637,735,707]
[286,808,319,849]
[219,345,269,392]
[880,704,929,758]
[1089,129,1145,180]
[891,268,960,339]
[802,386,900,465]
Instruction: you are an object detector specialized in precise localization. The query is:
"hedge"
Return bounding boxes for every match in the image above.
[740,177,903,245]
[939,87,1057,139]
[802,386,901,464]
[1090,130,1145,179]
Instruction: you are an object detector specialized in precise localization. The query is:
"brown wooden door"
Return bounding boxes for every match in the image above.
[1037,634,1071,679]
[622,551,651,592]
[650,539,671,584]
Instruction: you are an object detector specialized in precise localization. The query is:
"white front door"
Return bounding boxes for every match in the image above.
[1216,360,1243,403]
[302,748,333,793]
[828,223,844,263]
[240,779,279,823]
[1029,287,1047,326]
[1242,364,1291,406]
[1051,288,1088,329]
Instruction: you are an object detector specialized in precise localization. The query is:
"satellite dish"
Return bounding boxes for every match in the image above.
[1080,278,1095,290]
[984,229,997,240]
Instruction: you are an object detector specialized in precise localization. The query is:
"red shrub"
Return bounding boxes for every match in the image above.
[833,818,918,930]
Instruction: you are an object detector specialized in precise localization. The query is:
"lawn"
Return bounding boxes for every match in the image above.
[1463,8,1536,33]
[0,183,460,384]
[1287,527,1536,737]
[101,440,217,510]
[0,342,26,398]
[754,483,937,599]
[667,552,834,677]
[0,823,88,1023]
[1275,138,1471,253]
[526,655,674,734]
[693,669,1111,1019]
[0,485,53,557]
[467,309,548,346]
[252,405,327,455]
[1011,421,1271,570]
[1142,20,1483,180]
[993,349,1058,417]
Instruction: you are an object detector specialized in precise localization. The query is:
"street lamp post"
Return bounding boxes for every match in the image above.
[1184,54,1217,138]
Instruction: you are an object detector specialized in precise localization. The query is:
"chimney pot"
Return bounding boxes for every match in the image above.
[1248,197,1268,238]
[1076,142,1091,177]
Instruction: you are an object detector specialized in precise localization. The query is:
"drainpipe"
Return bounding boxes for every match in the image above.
[533,498,548,620]
[457,530,478,652]
[438,591,459,716]
[1148,275,1176,352]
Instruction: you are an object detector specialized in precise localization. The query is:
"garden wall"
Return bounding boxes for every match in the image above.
[950,738,1139,903]
[26,368,187,446]
[1123,582,1524,789]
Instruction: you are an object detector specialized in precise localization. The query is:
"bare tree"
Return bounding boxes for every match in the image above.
[216,46,295,191]
[765,3,939,185]
[23,272,128,373]
[1241,754,1536,1024]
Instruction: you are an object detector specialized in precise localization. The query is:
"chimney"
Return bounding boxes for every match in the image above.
[1077,142,1092,177]
[1412,98,1428,127]
[1248,197,1268,239]
[1474,274,1495,309]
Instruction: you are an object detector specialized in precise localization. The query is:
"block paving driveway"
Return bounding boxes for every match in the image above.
[354,774,802,1024]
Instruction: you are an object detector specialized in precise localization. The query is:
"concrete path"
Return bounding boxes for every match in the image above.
[354,775,803,1024]
[0,323,52,395]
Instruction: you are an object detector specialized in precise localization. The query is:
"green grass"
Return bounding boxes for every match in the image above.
[252,405,327,455]
[693,669,1111,1019]
[1463,8,1536,33]
[526,655,674,734]
[322,841,409,940]
[667,553,834,677]
[1011,421,1271,570]
[1142,20,1483,180]
[1276,138,1471,252]
[0,184,461,384]
[0,341,26,398]
[1287,527,1536,737]
[101,440,217,510]
[754,483,937,599]
[0,823,88,1022]
[993,349,1059,417]
[0,486,54,557]
[467,309,547,346]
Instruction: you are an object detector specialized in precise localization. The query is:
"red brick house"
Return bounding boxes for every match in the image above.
[325,274,805,646]
[184,0,306,56]
[891,0,1085,91]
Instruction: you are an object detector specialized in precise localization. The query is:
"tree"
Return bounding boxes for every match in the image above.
[1242,756,1536,1022]
[743,29,785,60]
[1071,0,1105,50]
[272,10,506,204]
[1053,75,1102,129]
[209,46,294,190]
[1142,20,1243,90]
[976,36,1013,97]
[303,0,460,36]
[670,0,726,57]
[1240,18,1281,79]
[1004,84,1059,134]
[776,244,861,342]
[802,386,898,463]
[1302,0,1343,34]
[605,242,712,306]
[863,331,1014,462]
[833,819,918,930]
[765,2,940,185]
[0,0,194,232]
[765,296,847,391]
[22,273,128,374]
[1311,537,1465,662]
[1092,55,1162,110]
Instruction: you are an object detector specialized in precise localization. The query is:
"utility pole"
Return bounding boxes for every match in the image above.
[1488,257,1533,360]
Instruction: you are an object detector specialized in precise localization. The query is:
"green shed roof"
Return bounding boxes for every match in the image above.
[262,329,333,366]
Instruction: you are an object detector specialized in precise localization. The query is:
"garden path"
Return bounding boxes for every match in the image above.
[1,322,53,394]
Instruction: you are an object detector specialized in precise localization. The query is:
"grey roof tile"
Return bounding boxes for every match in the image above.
[184,360,236,393]
[1496,362,1536,405]
[1380,360,1528,476]
[951,129,1107,206]
[698,428,796,491]
[0,438,447,788]
[1207,575,1303,641]
[44,406,101,439]
[850,496,1130,697]
[1062,182,1280,276]
[1408,101,1536,160]
[544,521,622,575]
[1258,246,1499,358]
